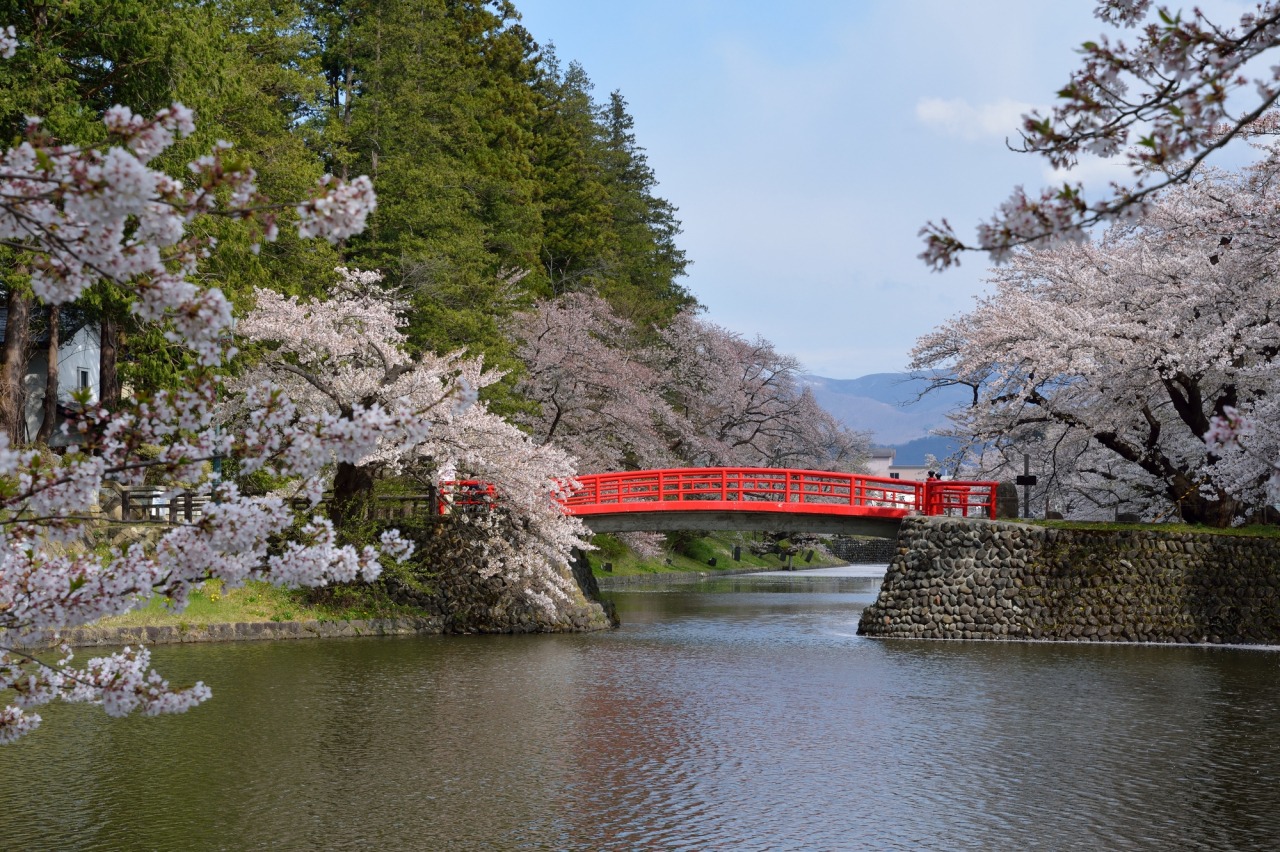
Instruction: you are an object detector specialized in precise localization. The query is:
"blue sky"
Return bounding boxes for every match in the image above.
[512,1,1243,378]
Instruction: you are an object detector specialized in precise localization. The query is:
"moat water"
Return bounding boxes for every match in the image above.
[4,566,1280,851]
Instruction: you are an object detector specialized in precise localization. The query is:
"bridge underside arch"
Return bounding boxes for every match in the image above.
[578,510,903,538]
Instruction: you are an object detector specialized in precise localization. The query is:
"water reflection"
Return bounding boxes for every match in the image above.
[3,568,1280,850]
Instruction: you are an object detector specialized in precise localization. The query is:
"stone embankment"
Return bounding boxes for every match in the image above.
[828,536,897,564]
[858,516,1280,644]
[26,617,445,649]
[19,550,612,649]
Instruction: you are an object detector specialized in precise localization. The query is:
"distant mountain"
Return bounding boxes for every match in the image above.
[803,372,970,466]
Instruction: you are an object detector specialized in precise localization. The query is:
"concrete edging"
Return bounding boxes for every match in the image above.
[15,616,446,649]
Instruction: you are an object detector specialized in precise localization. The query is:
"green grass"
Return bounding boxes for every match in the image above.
[92,532,842,629]
[96,580,318,628]
[1029,519,1280,538]
[95,579,427,629]
[586,532,841,578]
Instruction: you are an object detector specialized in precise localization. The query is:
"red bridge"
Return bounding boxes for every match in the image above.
[556,467,998,537]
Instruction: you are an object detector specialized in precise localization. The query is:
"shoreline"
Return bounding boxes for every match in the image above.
[14,616,448,650]
[20,564,881,648]
[595,563,800,588]
[596,562,886,588]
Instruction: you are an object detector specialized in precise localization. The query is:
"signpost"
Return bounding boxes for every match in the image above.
[1016,455,1038,519]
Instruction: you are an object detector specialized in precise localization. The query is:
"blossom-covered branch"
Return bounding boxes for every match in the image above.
[234,268,591,618]
[915,150,1280,524]
[922,0,1280,269]
[0,41,409,739]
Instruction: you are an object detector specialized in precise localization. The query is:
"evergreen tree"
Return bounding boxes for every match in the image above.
[0,1,340,421]
[531,52,692,329]
[598,90,691,327]
[0,1,229,431]
[306,0,544,371]
[532,53,616,299]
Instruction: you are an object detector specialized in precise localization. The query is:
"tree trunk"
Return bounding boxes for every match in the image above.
[1173,484,1241,528]
[0,291,32,445]
[35,305,58,444]
[99,313,120,409]
[329,460,374,530]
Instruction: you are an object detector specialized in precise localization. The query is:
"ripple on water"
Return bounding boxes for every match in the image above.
[4,581,1280,851]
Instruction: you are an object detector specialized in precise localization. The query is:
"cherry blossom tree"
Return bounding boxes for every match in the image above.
[658,311,869,471]
[0,20,444,740]
[236,270,593,620]
[921,0,1280,270]
[914,157,1280,525]
[234,269,470,526]
[508,296,868,474]
[507,292,675,472]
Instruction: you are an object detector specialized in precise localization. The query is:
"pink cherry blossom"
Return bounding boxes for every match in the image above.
[0,77,404,739]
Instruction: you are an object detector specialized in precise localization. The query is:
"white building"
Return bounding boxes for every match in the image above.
[0,307,100,444]
[867,446,935,482]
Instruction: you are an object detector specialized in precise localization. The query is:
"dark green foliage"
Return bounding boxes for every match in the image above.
[306,0,543,370]
[533,54,694,329]
[0,0,694,448]
[0,0,341,403]
[591,533,627,560]
[667,529,713,559]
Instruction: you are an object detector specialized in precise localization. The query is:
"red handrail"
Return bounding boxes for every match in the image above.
[560,467,999,520]
[438,469,1000,520]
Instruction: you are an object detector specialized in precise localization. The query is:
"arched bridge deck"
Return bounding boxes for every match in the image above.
[559,467,998,537]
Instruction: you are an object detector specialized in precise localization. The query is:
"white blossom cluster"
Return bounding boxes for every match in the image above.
[914,153,1280,523]
[234,269,591,618]
[0,645,211,744]
[508,292,869,473]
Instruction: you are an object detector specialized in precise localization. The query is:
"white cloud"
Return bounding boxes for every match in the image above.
[1044,153,1136,190]
[915,96,1037,141]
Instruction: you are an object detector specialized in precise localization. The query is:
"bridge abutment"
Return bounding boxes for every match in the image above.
[859,516,1280,644]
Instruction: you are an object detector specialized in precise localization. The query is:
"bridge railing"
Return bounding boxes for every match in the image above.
[438,479,499,513]
[273,471,998,522]
[562,468,999,519]
[920,481,999,518]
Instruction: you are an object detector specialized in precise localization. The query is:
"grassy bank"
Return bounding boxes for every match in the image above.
[1029,519,1280,538]
[583,531,844,578]
[94,533,841,630]
[97,524,1279,631]
[95,580,423,629]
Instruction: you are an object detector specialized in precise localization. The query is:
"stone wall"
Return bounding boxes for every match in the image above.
[376,518,613,635]
[828,536,897,564]
[21,617,445,649]
[420,548,611,634]
[858,516,1280,644]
